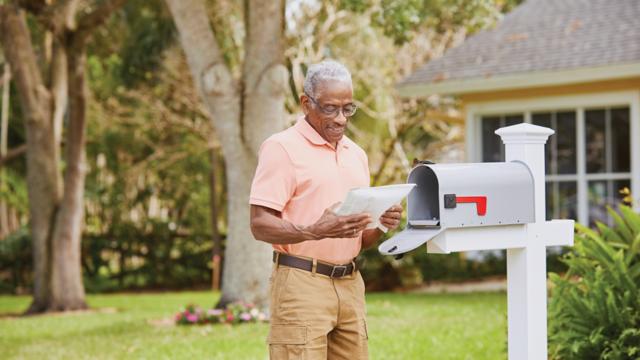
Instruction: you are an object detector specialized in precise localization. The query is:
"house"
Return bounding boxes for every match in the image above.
[398,0,640,226]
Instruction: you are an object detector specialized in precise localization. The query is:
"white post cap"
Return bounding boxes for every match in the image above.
[495,123,554,144]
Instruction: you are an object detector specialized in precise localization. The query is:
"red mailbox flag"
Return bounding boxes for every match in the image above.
[456,196,487,216]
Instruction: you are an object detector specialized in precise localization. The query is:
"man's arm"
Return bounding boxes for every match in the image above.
[250,204,372,245]
[361,204,403,249]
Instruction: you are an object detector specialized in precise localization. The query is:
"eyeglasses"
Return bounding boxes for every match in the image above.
[305,93,357,118]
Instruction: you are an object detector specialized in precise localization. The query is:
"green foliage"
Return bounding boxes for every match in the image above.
[372,0,423,45]
[549,205,640,359]
[82,221,215,293]
[87,0,176,90]
[0,170,27,212]
[1,80,27,177]
[81,10,220,293]
[340,0,521,45]
[0,227,31,294]
[87,54,124,101]
[81,88,217,292]
[0,223,215,294]
[118,0,176,87]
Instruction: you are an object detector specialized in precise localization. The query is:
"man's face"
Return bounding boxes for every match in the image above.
[301,80,354,146]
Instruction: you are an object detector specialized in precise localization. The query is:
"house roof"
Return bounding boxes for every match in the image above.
[398,0,640,97]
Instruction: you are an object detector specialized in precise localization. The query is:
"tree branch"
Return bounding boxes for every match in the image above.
[164,0,231,93]
[15,0,48,14]
[164,0,242,144]
[75,0,127,40]
[16,0,70,34]
[241,0,287,153]
[0,4,50,125]
[0,144,27,166]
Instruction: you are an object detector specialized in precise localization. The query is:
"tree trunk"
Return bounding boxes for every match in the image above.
[49,44,88,310]
[0,5,61,313]
[210,147,221,291]
[166,0,287,307]
[50,39,68,151]
[1,63,10,238]
[0,1,124,313]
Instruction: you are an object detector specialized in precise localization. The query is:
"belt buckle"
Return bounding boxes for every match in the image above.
[330,265,348,278]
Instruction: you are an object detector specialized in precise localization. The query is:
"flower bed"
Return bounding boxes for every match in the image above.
[174,301,267,325]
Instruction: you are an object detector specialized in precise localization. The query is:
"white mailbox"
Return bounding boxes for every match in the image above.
[378,123,575,360]
[380,161,536,256]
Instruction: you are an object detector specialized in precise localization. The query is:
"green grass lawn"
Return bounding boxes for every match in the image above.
[0,291,507,359]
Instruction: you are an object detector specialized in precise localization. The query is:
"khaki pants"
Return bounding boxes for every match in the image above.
[267,263,368,360]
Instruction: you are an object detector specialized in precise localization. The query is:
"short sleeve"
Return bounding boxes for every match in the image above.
[362,151,370,185]
[249,140,296,212]
[355,146,370,186]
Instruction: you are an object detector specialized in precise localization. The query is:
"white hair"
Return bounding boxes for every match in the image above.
[303,60,352,98]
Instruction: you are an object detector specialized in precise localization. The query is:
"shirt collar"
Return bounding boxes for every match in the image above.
[294,116,350,149]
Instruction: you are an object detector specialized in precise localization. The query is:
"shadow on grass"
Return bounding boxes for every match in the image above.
[0,306,120,319]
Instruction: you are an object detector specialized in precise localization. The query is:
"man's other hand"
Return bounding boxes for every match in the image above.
[308,203,372,239]
[380,204,402,231]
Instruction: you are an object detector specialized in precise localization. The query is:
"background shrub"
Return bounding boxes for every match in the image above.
[0,227,31,294]
[0,223,216,294]
[549,205,640,359]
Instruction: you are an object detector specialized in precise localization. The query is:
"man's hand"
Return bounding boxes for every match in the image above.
[307,203,372,239]
[361,204,404,249]
[379,204,403,231]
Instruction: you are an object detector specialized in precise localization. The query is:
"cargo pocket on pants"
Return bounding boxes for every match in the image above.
[268,324,308,360]
[359,319,369,340]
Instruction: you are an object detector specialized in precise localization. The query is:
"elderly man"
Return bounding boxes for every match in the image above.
[249,60,402,359]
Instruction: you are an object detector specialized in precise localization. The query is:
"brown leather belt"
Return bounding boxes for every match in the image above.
[273,252,356,278]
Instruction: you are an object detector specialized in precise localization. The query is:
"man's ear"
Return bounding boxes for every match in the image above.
[300,94,311,115]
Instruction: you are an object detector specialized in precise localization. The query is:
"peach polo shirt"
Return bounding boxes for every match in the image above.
[249,117,370,264]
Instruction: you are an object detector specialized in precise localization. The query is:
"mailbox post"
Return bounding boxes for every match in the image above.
[378,123,574,360]
[497,123,563,360]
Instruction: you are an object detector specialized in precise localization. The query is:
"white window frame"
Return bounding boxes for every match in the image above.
[465,90,640,224]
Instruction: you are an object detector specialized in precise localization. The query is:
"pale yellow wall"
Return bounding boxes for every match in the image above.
[459,77,640,104]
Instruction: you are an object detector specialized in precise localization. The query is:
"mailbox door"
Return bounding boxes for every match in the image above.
[407,165,440,226]
[378,227,444,255]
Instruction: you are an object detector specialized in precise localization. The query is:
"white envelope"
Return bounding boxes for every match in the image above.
[334,184,416,232]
